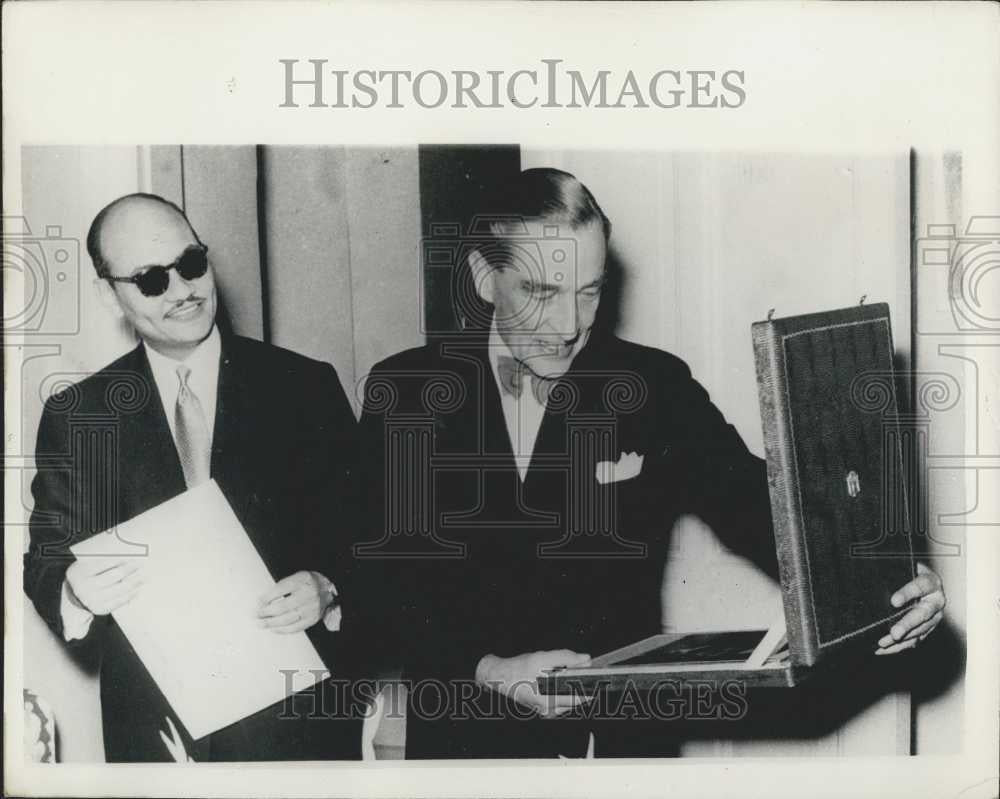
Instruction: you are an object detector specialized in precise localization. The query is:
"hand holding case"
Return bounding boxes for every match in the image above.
[538,303,916,695]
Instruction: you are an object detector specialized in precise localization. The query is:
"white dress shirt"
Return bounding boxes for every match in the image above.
[488,321,549,482]
[61,326,340,638]
[144,324,222,445]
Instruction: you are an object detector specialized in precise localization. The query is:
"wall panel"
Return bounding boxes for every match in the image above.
[183,146,265,340]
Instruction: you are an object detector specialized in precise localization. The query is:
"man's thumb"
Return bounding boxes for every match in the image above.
[567,652,591,667]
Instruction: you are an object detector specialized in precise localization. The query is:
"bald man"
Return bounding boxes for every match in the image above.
[24,194,362,762]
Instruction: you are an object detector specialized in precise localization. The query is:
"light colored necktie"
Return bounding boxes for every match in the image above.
[174,364,211,487]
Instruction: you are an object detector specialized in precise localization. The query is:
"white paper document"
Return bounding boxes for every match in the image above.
[70,480,328,740]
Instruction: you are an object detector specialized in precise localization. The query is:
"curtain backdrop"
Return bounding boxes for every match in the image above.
[148,145,426,412]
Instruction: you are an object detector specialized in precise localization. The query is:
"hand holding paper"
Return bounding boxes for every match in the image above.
[70,480,328,740]
[65,556,146,615]
[257,570,330,634]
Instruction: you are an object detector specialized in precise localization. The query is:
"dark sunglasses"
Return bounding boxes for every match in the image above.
[103,245,209,297]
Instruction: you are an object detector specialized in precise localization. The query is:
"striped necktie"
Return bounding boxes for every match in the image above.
[174,364,211,487]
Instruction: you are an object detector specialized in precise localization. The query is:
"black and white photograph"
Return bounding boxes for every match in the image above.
[4,4,998,798]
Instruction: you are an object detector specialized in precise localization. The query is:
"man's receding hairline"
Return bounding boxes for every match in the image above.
[103,195,191,234]
[88,193,196,274]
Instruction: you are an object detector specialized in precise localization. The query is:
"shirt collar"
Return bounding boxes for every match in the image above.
[144,324,222,391]
[487,318,512,389]
[487,317,594,386]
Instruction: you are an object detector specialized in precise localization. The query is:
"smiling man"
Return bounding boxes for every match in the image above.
[352,168,946,759]
[24,194,361,761]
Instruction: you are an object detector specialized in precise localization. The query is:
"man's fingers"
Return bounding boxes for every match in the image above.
[542,695,591,717]
[883,600,940,643]
[77,569,145,613]
[547,706,577,718]
[876,604,944,652]
[112,587,142,611]
[258,584,310,615]
[258,573,312,607]
[538,686,592,712]
[877,610,942,648]
[269,617,314,635]
[74,555,139,577]
[545,650,591,668]
[548,694,590,708]
[260,609,300,629]
[259,607,317,631]
[905,611,943,642]
[891,574,937,607]
[258,590,316,618]
[102,557,144,576]
[875,638,919,656]
[102,575,145,610]
[257,593,296,617]
[72,556,119,576]
[93,560,144,588]
[258,579,297,607]
[93,584,143,615]
[71,561,142,599]
[552,649,590,661]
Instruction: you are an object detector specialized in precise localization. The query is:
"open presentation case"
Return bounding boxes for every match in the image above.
[538,304,917,695]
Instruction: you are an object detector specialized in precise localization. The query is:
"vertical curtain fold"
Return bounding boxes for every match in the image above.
[160,145,427,413]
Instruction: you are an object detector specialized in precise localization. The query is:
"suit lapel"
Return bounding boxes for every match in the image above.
[525,333,611,485]
[118,344,186,516]
[436,337,515,465]
[435,334,621,507]
[449,332,617,483]
[210,334,249,487]
[478,346,516,463]
[120,334,247,521]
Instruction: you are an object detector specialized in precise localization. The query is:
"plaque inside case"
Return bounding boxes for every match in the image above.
[538,622,800,694]
[538,303,917,696]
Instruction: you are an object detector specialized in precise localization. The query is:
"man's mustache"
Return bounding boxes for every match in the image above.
[531,330,580,348]
[169,294,206,306]
[164,295,208,316]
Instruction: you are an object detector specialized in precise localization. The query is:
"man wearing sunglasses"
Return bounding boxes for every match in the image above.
[24,194,361,762]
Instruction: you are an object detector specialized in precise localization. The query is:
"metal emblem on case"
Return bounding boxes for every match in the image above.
[846,470,861,498]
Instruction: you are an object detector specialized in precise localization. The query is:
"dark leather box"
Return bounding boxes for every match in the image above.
[538,303,916,694]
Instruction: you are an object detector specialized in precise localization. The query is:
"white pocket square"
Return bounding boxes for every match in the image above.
[595,451,644,485]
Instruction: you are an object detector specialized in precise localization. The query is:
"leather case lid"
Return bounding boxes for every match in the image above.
[752,303,916,667]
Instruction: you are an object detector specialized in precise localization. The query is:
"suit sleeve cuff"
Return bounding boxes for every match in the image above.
[312,572,342,632]
[60,580,95,641]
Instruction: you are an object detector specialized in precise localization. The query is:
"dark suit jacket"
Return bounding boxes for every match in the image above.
[24,333,361,762]
[350,330,778,758]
